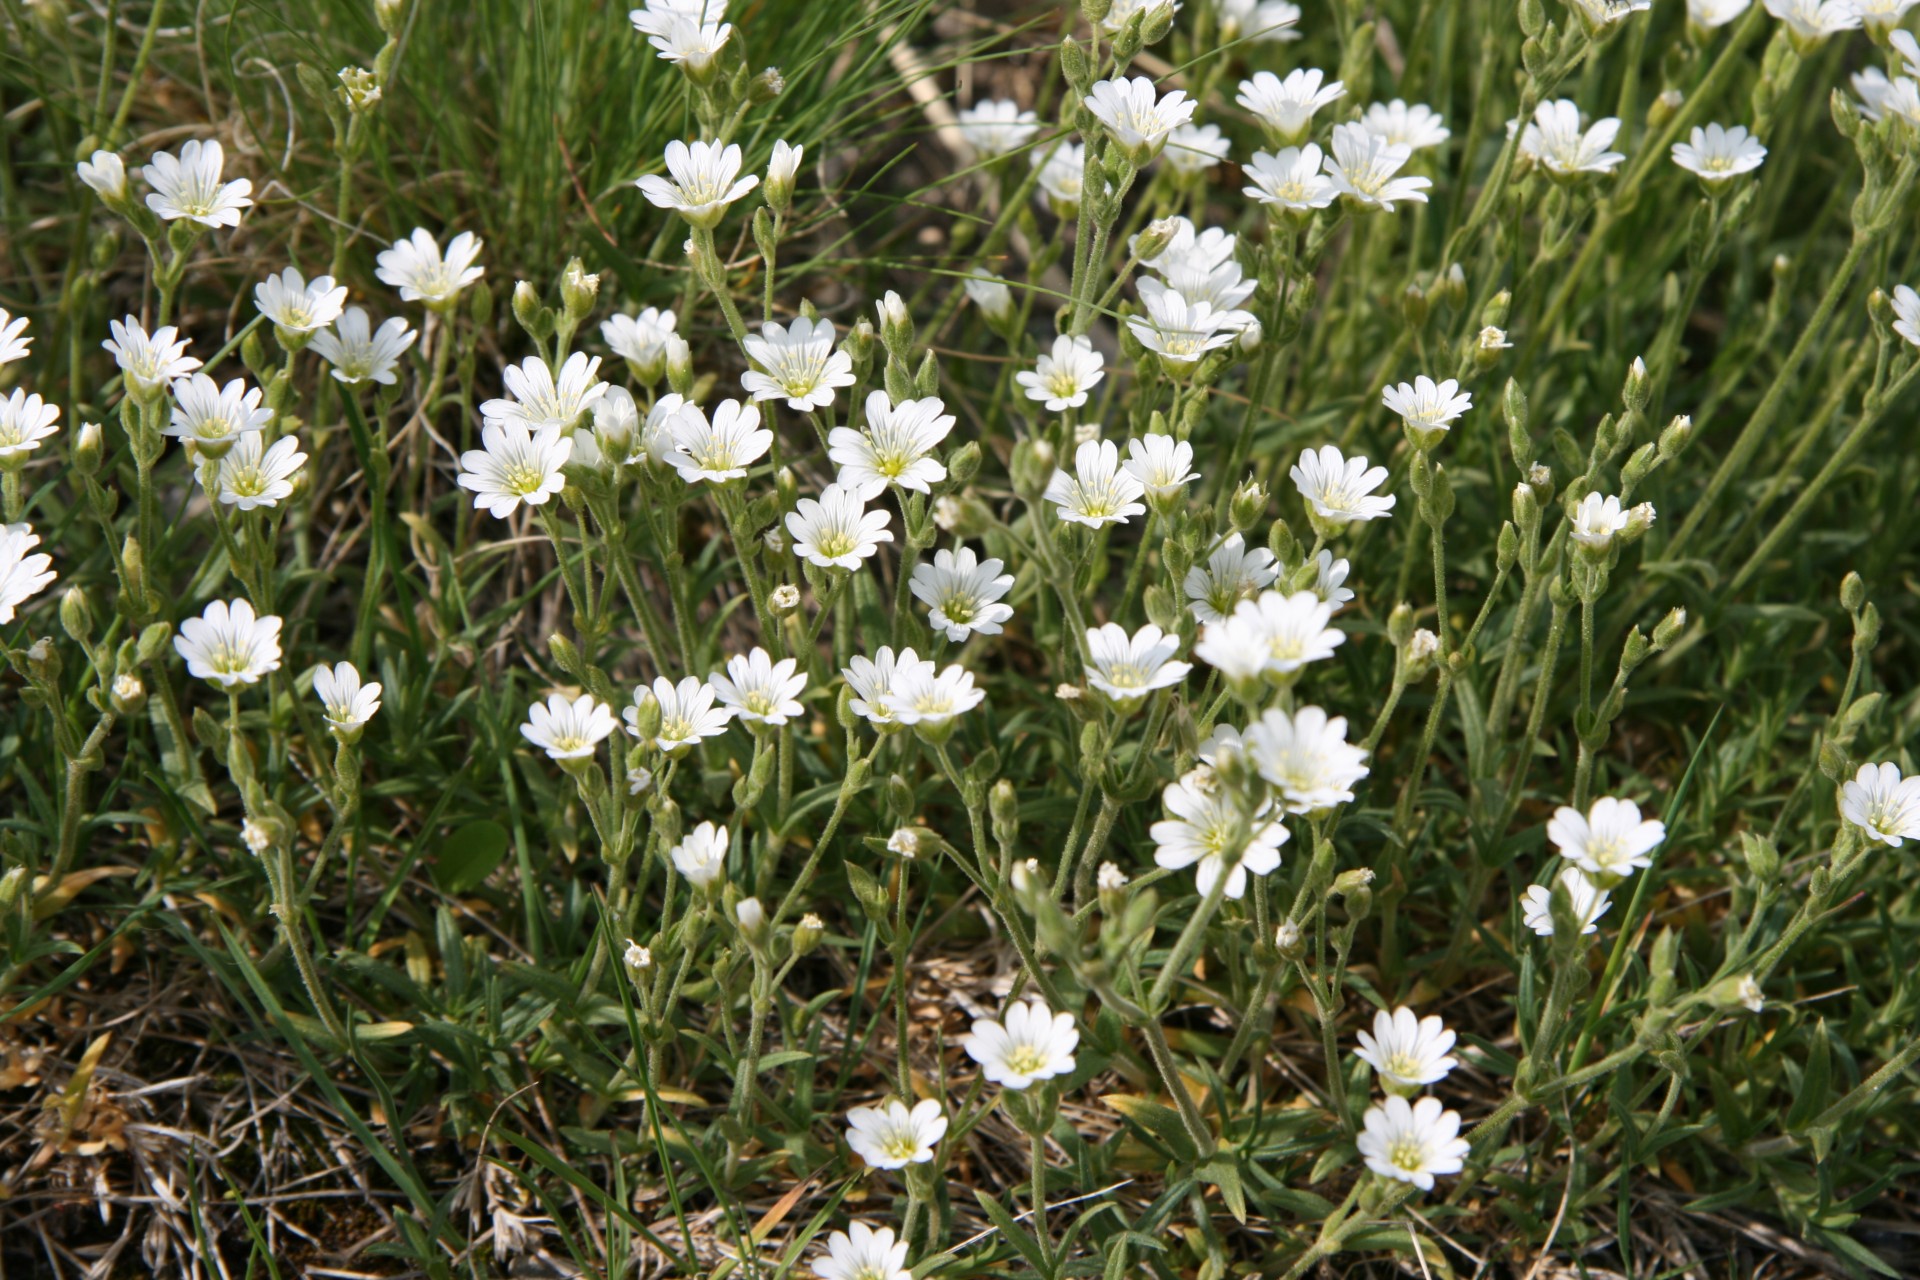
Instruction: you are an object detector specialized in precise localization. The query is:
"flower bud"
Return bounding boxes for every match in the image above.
[1401,282,1429,329]
[1840,571,1867,613]
[792,912,825,955]
[624,939,653,975]
[1623,356,1650,412]
[1386,601,1416,648]
[885,774,916,822]
[735,896,767,940]
[1738,831,1780,883]
[72,420,104,477]
[1274,918,1305,960]
[1497,520,1519,571]
[60,587,94,645]
[560,258,601,320]
[1096,861,1129,916]
[875,290,913,355]
[990,778,1019,850]
[1481,289,1511,330]
[1229,477,1268,533]
[110,671,146,715]
[1060,35,1092,95]
[664,335,694,395]
[770,583,801,617]
[748,67,785,105]
[375,0,406,34]
[1653,606,1687,648]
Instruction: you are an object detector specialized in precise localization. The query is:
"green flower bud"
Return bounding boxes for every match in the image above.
[749,67,786,105]
[792,912,825,956]
[1840,571,1867,613]
[1652,607,1687,648]
[1229,477,1268,533]
[560,257,600,321]
[60,587,93,646]
[1738,831,1780,882]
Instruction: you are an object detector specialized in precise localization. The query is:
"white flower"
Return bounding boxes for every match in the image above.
[828,391,953,499]
[1100,0,1179,33]
[787,483,894,570]
[1184,533,1279,623]
[76,150,127,201]
[630,394,695,467]
[711,648,806,727]
[165,374,272,458]
[965,999,1080,1090]
[1549,796,1666,882]
[1851,0,1918,30]
[1123,434,1198,505]
[206,433,306,510]
[1840,762,1920,846]
[628,676,733,753]
[1324,122,1432,210]
[1126,288,1244,368]
[0,389,59,462]
[1162,123,1230,176]
[1232,589,1345,677]
[1570,0,1652,27]
[624,939,653,970]
[1895,29,1920,77]
[0,310,29,367]
[1031,142,1087,214]
[811,1223,912,1280]
[1762,0,1859,37]
[1878,76,1920,129]
[1016,334,1105,412]
[1139,260,1257,314]
[845,1099,946,1169]
[1290,444,1396,524]
[1478,325,1513,354]
[1135,218,1238,276]
[1889,285,1920,348]
[1246,705,1369,813]
[1688,0,1751,24]
[0,524,56,624]
[309,307,416,385]
[603,307,678,375]
[241,819,273,855]
[1242,144,1337,212]
[521,693,617,760]
[741,315,854,412]
[1084,76,1195,157]
[457,421,571,518]
[844,647,933,726]
[1361,100,1450,150]
[1045,439,1147,527]
[104,318,202,396]
[963,271,1014,321]
[637,139,759,227]
[314,661,382,731]
[1085,623,1191,704]
[1194,612,1271,683]
[1358,1096,1469,1192]
[1382,376,1472,438]
[1520,100,1625,177]
[957,100,1041,157]
[1522,867,1613,937]
[174,598,282,687]
[1151,775,1288,899]
[1236,69,1345,140]
[1214,0,1301,40]
[1355,1007,1459,1094]
[254,267,348,334]
[376,228,486,306]
[143,139,252,228]
[637,11,731,67]
[483,353,607,433]
[884,662,986,729]
[1671,123,1766,182]
[668,399,772,484]
[1569,492,1631,549]
[1312,550,1355,609]
[671,821,730,886]
[911,547,1015,641]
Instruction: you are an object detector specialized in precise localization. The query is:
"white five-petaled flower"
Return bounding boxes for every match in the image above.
[1139,259,1257,315]
[483,352,607,433]
[313,661,383,732]
[1184,533,1279,623]
[174,598,282,687]
[843,646,935,727]
[1569,492,1631,549]
[1324,122,1432,210]
[0,524,56,624]
[1135,218,1239,276]
[457,421,571,518]
[1291,444,1396,524]
[0,389,59,462]
[143,139,253,227]
[1519,100,1625,177]
[376,228,486,306]
[521,693,617,760]
[1840,762,1920,847]
[1355,1007,1460,1095]
[1234,589,1345,677]
[1313,550,1355,609]
[787,483,894,570]
[1045,439,1147,527]
[1151,774,1289,899]
[712,647,806,727]
[1099,0,1179,33]
[0,310,30,367]
[768,139,804,197]
[1214,0,1302,40]
[1085,622,1191,704]
[1358,1096,1470,1192]
[911,546,1015,641]
[76,150,128,202]
[254,267,348,334]
[1888,285,1920,349]
[1083,76,1195,157]
[309,308,417,385]
[1243,145,1338,212]
[636,10,732,66]
[1127,288,1245,368]
[741,315,854,412]
[1522,866,1613,937]
[810,1223,912,1280]
[1762,0,1859,38]
[1671,123,1766,182]
[828,391,953,499]
[1549,796,1666,883]
[963,271,1014,321]
[205,433,306,510]
[1162,123,1231,176]
[166,374,272,458]
[671,821,730,887]
[637,139,759,227]
[1246,705,1369,813]
[1031,142,1087,214]
[1123,434,1199,506]
[1360,100,1451,150]
[957,100,1042,157]
[1016,334,1106,412]
[964,999,1080,1090]
[1851,0,1918,30]
[1236,69,1346,141]
[603,307,679,375]
[1382,375,1472,439]
[884,662,986,731]
[628,676,733,754]
[668,398,772,484]
[845,1099,947,1169]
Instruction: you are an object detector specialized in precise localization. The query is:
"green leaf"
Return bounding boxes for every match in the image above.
[1101,1094,1199,1163]
[1785,1019,1832,1134]
[1200,1154,1247,1224]
[973,1187,1049,1274]
[434,819,509,894]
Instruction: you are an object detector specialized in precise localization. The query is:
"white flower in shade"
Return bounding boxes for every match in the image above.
[1136,218,1239,276]
[1549,796,1666,882]
[884,662,986,731]
[1890,285,1920,348]
[1762,0,1858,37]
[1031,142,1087,214]
[637,11,731,67]
[1236,69,1345,140]
[963,271,1014,321]
[668,399,772,484]
[1016,334,1105,412]
[1194,612,1272,683]
[457,421,571,517]
[787,483,894,570]
[484,353,607,433]
[843,646,934,727]
[0,525,56,624]
[1361,100,1450,150]
[845,1099,946,1169]
[143,139,252,227]
[1184,533,1279,623]
[1355,1007,1459,1095]
[1139,259,1257,314]
[603,307,678,374]
[207,433,306,510]
[0,390,59,462]
[376,228,485,306]
[1689,0,1751,24]
[1383,375,1472,438]
[1569,0,1652,27]
[313,661,381,732]
[521,693,617,760]
[1522,867,1613,937]
[1151,775,1289,899]
[1045,439,1147,527]
[1569,492,1631,549]
[1127,288,1244,367]
[911,546,1015,641]
[1084,76,1195,157]
[1243,145,1337,212]
[1671,123,1766,182]
[254,267,348,334]
[165,374,272,458]
[1324,123,1431,210]
[957,100,1041,157]
[0,310,29,366]
[1851,0,1918,29]
[671,821,729,887]
[308,308,416,385]
[631,394,696,467]
[1162,123,1230,176]
[811,1223,912,1280]
[1519,100,1625,177]
[174,598,282,687]
[964,999,1080,1090]
[1358,1096,1469,1191]
[1214,0,1302,40]
[628,676,733,753]
[711,648,806,727]
[1234,589,1344,676]
[1895,30,1920,76]
[828,391,953,499]
[1290,444,1396,524]
[106,317,201,396]
[1085,623,1191,704]
[637,139,759,227]
[1246,705,1369,813]
[1313,550,1355,609]
[741,315,854,412]
[1840,762,1920,846]
[1123,434,1199,505]
[77,150,127,201]
[1878,76,1920,129]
